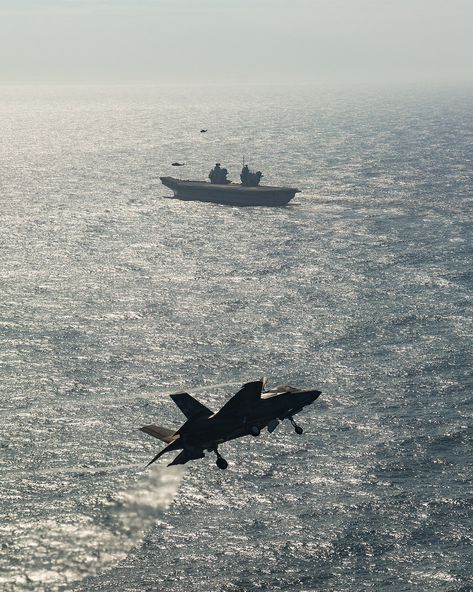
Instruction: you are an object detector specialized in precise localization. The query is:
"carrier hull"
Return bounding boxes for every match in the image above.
[160,177,299,206]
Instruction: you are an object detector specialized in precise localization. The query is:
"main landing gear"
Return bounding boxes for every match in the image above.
[289,416,304,435]
[213,446,229,470]
[249,425,260,437]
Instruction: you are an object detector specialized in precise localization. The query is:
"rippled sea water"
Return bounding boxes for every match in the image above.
[0,85,472,591]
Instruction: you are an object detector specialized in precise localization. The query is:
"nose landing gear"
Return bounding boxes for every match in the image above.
[289,417,303,434]
[216,456,228,470]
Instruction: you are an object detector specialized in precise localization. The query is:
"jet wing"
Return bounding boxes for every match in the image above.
[167,450,191,466]
[167,448,205,466]
[170,392,213,419]
[145,436,182,467]
[215,380,263,418]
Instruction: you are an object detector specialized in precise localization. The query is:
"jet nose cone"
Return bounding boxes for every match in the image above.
[309,390,321,402]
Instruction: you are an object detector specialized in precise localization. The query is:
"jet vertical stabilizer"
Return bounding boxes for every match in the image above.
[170,392,213,419]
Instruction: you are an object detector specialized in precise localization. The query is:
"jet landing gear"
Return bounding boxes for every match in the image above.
[289,417,303,435]
[213,446,228,470]
[216,457,228,470]
[249,425,260,437]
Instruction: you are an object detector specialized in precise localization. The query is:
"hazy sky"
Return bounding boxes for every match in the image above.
[1,0,472,86]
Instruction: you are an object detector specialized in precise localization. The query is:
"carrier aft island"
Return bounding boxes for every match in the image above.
[160,163,299,206]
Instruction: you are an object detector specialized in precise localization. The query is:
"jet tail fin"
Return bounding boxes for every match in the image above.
[170,392,213,419]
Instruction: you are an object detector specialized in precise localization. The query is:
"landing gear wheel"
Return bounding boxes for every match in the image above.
[213,445,229,470]
[216,457,228,470]
[289,417,303,435]
[250,425,260,437]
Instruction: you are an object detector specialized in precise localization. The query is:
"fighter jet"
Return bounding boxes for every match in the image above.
[140,378,321,470]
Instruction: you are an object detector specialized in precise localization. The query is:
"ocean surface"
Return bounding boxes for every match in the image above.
[0,84,472,592]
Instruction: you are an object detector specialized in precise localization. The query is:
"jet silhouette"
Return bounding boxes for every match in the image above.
[140,378,321,470]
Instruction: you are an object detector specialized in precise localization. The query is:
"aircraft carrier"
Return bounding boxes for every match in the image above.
[160,176,299,206]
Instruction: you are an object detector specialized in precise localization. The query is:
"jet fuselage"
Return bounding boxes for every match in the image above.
[177,388,320,449]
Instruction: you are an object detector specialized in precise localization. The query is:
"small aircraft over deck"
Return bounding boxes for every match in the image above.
[140,378,321,470]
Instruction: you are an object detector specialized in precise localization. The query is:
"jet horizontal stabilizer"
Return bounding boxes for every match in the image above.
[140,424,177,443]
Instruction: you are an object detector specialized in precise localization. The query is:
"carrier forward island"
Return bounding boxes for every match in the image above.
[160,163,300,206]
